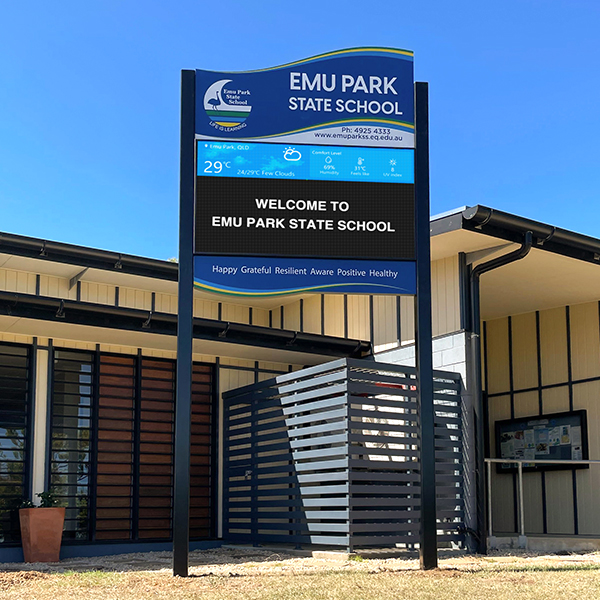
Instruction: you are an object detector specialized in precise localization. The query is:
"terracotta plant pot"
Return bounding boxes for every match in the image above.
[19,507,65,563]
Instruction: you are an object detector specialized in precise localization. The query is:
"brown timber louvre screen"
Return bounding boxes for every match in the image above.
[50,349,215,543]
[95,354,136,540]
[190,363,214,539]
[137,358,176,540]
[222,358,464,550]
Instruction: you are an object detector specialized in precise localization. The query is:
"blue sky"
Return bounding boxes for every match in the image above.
[1,1,599,259]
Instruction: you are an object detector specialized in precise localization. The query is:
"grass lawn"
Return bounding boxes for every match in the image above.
[2,551,599,599]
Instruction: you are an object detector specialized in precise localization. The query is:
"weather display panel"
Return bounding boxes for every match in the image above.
[197,141,414,184]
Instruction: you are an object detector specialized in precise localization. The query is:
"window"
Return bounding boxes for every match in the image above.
[50,350,94,539]
[0,343,32,545]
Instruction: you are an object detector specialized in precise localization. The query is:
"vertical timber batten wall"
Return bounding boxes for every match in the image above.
[223,358,464,550]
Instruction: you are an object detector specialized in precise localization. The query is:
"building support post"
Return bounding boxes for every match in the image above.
[173,69,196,577]
[31,345,49,501]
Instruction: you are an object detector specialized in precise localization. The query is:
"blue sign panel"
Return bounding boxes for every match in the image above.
[194,256,416,297]
[196,48,414,149]
[193,48,416,297]
[197,141,414,184]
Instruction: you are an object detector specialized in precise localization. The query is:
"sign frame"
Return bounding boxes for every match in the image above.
[174,51,437,575]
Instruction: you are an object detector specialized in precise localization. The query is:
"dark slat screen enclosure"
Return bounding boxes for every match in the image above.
[0,343,31,544]
[223,358,464,550]
[50,350,214,542]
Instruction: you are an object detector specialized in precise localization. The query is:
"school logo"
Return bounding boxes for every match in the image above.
[203,79,252,132]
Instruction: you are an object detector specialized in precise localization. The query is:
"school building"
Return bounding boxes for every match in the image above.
[1,204,599,561]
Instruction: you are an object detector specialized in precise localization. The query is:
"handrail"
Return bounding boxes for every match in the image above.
[484,458,600,544]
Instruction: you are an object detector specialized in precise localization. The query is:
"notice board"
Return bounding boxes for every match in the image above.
[495,410,588,472]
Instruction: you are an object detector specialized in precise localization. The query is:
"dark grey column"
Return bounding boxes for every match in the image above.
[173,69,196,577]
[414,81,437,570]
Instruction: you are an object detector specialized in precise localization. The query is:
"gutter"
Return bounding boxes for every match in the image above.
[0,290,372,359]
[463,207,600,256]
[3,205,600,284]
[468,230,533,553]
[462,206,600,265]
[0,232,178,281]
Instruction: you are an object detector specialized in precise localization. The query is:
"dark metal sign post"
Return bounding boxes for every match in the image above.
[174,69,196,577]
[414,81,437,569]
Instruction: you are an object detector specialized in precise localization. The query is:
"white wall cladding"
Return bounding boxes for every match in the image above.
[374,332,474,539]
[0,254,463,356]
[0,269,37,295]
[374,331,467,383]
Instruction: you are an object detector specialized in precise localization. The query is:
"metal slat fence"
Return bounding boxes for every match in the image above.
[223,358,464,550]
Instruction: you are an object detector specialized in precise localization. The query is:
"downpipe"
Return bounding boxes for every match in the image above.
[469,231,533,553]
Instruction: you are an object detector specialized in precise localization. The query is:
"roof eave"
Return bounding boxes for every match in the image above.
[433,205,600,267]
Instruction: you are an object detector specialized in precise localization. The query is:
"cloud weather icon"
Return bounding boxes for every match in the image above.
[283,147,302,161]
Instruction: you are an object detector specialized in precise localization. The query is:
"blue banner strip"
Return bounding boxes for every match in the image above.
[194,256,416,297]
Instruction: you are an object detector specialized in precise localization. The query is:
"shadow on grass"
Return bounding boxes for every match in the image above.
[10,548,306,575]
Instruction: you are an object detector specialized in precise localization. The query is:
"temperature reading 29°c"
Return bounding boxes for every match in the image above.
[203,160,231,174]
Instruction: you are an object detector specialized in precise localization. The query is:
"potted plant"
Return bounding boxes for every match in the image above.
[19,491,65,563]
